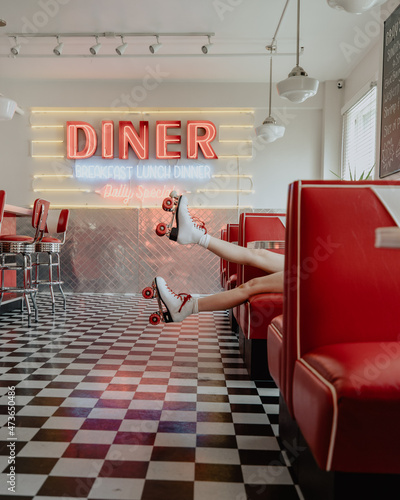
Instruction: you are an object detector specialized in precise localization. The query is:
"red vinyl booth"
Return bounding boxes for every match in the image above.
[269,180,400,498]
[225,223,239,292]
[220,227,227,288]
[234,212,285,379]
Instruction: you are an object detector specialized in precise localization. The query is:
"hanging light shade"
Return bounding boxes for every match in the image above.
[255,57,285,143]
[327,0,385,14]
[0,95,17,121]
[277,0,319,103]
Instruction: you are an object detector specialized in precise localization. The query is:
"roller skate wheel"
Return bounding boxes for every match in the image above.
[149,312,161,325]
[155,223,168,237]
[142,287,154,299]
[162,197,174,211]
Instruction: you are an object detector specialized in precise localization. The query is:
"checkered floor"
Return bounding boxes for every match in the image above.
[0,293,303,500]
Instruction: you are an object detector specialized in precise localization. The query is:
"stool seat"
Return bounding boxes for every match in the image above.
[0,234,34,242]
[40,236,62,243]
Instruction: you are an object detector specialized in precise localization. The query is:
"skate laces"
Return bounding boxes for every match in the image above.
[166,283,192,312]
[192,216,207,233]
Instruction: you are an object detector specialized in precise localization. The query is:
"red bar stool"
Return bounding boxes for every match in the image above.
[33,209,70,313]
[0,197,50,326]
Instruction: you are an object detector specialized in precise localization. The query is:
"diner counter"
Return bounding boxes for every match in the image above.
[1,204,32,310]
[4,204,32,217]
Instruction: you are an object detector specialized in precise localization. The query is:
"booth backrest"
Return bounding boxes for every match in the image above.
[284,180,400,413]
[237,213,285,286]
[220,228,228,287]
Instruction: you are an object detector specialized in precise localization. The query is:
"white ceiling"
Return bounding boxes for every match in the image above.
[0,0,383,83]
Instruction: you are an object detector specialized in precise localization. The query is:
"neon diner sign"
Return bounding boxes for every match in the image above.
[66,120,218,160]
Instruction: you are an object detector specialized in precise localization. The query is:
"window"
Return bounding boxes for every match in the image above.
[342,85,377,180]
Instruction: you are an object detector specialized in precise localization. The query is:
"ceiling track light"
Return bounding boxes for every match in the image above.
[10,36,20,56]
[277,0,319,103]
[149,35,162,54]
[90,36,101,55]
[53,36,63,56]
[116,35,127,56]
[0,93,24,120]
[255,57,285,143]
[202,35,213,54]
[0,19,6,27]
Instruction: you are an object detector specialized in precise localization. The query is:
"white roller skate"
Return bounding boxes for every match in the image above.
[142,276,197,325]
[155,193,207,245]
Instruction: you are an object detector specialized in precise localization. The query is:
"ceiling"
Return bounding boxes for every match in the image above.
[0,0,382,83]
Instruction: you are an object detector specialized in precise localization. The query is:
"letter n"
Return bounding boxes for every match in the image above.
[119,121,149,160]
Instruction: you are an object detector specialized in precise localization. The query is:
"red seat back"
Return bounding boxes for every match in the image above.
[226,223,239,281]
[283,180,400,414]
[237,213,285,286]
[0,190,5,227]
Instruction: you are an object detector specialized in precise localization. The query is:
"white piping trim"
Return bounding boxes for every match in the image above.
[296,181,302,360]
[299,358,338,471]
[269,321,283,339]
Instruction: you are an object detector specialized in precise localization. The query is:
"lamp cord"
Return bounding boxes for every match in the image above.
[296,0,300,67]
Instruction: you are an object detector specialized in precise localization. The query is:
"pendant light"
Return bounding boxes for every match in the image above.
[327,0,385,14]
[277,0,319,103]
[256,57,285,142]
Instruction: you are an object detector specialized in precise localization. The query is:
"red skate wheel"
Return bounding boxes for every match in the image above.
[155,223,167,237]
[149,312,161,325]
[162,197,174,211]
[142,287,154,299]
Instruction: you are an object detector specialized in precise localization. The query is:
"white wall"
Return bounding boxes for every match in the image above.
[0,79,324,210]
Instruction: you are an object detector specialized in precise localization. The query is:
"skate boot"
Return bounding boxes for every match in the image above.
[142,276,197,325]
[155,193,207,245]
[173,195,207,245]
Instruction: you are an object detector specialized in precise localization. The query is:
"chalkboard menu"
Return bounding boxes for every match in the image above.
[380,3,400,177]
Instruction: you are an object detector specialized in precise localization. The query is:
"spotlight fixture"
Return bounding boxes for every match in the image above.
[10,37,20,56]
[53,36,63,56]
[277,0,319,103]
[149,35,162,54]
[201,35,213,54]
[90,36,101,55]
[0,19,6,27]
[327,0,385,14]
[255,57,285,143]
[115,35,127,55]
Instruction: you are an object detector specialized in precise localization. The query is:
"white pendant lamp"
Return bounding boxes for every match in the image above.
[277,0,319,103]
[327,0,385,14]
[256,57,285,143]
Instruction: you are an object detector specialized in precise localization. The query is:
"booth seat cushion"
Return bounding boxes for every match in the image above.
[239,293,283,340]
[292,342,400,474]
[267,315,284,388]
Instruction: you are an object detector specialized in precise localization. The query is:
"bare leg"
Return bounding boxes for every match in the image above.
[198,272,284,312]
[207,236,284,273]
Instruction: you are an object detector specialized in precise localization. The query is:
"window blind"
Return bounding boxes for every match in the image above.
[342,85,377,180]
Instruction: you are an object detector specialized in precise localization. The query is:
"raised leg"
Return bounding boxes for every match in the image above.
[207,236,284,273]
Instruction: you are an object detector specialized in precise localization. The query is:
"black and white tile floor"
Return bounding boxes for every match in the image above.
[0,294,303,500]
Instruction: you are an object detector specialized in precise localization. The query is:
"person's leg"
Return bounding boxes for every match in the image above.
[154,273,283,323]
[198,272,284,312]
[169,195,284,273]
[207,236,284,274]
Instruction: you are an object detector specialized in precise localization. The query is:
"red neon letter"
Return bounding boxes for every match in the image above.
[66,121,97,159]
[187,121,218,159]
[156,121,181,159]
[119,121,149,160]
[102,121,114,159]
